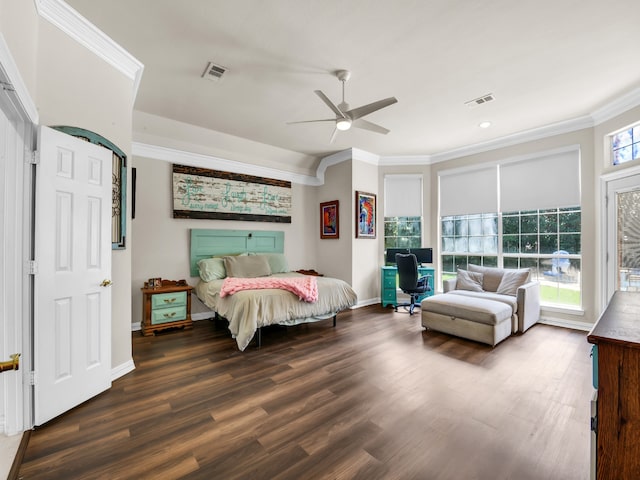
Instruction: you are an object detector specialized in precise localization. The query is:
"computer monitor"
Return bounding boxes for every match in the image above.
[385,248,409,264]
[409,247,433,265]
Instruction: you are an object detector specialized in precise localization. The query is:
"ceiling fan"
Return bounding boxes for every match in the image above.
[287,70,398,143]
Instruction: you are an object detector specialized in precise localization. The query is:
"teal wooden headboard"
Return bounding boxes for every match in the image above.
[190,229,285,277]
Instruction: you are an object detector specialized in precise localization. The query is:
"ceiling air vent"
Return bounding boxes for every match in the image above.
[464,93,495,108]
[202,62,227,82]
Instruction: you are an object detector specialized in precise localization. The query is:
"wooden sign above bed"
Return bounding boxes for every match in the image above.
[172,164,292,223]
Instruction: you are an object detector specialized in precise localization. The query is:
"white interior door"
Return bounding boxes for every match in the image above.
[605,172,640,303]
[34,126,112,426]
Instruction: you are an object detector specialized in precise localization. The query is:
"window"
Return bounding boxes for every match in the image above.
[439,148,582,309]
[385,216,421,249]
[384,174,423,251]
[612,124,640,165]
[441,207,581,307]
[502,207,581,307]
[441,213,498,278]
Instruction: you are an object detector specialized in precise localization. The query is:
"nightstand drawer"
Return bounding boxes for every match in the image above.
[151,291,187,309]
[151,305,187,325]
[383,275,397,289]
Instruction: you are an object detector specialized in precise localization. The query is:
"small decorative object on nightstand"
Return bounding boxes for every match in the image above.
[141,279,193,336]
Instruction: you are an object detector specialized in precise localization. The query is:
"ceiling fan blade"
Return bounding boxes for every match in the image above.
[329,128,338,144]
[286,118,335,125]
[352,118,390,135]
[347,97,398,121]
[314,90,346,119]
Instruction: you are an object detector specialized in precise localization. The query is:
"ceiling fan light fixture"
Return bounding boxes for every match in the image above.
[336,118,352,131]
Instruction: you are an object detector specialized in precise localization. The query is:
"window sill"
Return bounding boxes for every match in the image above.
[540,304,584,316]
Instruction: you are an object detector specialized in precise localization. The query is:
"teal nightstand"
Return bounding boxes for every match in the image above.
[141,280,193,336]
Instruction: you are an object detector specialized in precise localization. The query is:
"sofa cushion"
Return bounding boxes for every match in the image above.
[456,269,484,292]
[496,269,531,296]
[467,264,503,292]
[467,264,530,293]
[421,294,512,326]
[448,290,518,315]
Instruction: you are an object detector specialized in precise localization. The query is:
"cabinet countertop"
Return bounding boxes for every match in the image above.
[587,291,640,348]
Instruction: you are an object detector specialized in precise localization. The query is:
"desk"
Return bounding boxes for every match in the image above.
[381,266,434,308]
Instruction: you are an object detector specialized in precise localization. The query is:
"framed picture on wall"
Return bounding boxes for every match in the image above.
[320,200,339,239]
[355,191,376,239]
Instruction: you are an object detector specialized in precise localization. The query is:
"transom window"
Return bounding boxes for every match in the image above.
[612,124,640,165]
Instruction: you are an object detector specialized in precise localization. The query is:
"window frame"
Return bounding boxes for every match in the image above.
[440,207,582,309]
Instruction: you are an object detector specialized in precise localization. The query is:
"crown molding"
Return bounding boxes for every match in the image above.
[591,85,640,125]
[380,85,640,166]
[132,142,321,186]
[379,155,432,166]
[351,148,380,165]
[35,0,144,99]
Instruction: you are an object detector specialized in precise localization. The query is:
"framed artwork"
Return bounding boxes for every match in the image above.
[355,191,376,238]
[320,200,339,239]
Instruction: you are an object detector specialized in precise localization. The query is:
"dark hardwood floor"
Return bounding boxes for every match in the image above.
[19,305,593,479]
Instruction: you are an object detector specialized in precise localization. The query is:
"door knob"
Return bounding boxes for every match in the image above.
[100,279,112,287]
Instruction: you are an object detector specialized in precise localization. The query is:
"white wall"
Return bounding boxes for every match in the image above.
[131,155,318,326]
[352,157,380,304]
[316,160,352,282]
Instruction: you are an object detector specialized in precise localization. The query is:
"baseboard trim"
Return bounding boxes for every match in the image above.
[357,298,380,308]
[192,312,215,321]
[539,317,593,332]
[111,359,135,381]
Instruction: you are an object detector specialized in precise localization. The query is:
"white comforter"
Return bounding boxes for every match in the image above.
[195,272,358,350]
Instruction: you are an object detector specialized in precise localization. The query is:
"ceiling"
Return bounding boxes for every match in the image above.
[64,0,640,161]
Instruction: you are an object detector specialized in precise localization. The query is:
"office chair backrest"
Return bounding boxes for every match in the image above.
[396,253,419,291]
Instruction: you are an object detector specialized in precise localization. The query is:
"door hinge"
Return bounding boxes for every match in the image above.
[30,371,37,386]
[26,260,38,275]
[28,150,39,165]
[591,415,597,433]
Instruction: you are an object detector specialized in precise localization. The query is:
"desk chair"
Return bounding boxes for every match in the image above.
[395,253,431,315]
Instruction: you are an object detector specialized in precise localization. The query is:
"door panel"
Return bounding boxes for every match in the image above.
[34,126,112,426]
[606,173,640,302]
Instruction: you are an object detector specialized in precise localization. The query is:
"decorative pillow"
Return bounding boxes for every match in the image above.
[456,269,484,292]
[197,257,227,282]
[224,254,272,278]
[496,269,531,296]
[468,264,502,292]
[259,253,289,274]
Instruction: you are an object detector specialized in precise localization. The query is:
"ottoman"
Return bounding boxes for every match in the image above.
[421,293,513,346]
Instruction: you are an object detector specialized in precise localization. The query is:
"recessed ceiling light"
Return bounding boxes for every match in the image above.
[479,121,492,129]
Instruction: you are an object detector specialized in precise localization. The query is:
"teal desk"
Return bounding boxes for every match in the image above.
[381,266,435,308]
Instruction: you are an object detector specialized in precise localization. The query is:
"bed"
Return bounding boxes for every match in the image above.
[191,229,358,350]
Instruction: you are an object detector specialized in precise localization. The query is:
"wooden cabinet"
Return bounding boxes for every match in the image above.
[587,291,640,479]
[381,266,434,308]
[141,280,193,336]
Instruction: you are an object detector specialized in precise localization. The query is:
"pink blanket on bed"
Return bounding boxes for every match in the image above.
[220,276,319,302]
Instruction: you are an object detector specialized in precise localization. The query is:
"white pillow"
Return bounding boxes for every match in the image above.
[197,257,226,282]
[224,255,272,278]
[456,269,484,292]
[496,269,531,296]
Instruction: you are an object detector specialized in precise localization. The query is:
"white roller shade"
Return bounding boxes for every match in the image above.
[439,166,498,216]
[500,150,580,212]
[384,174,422,217]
